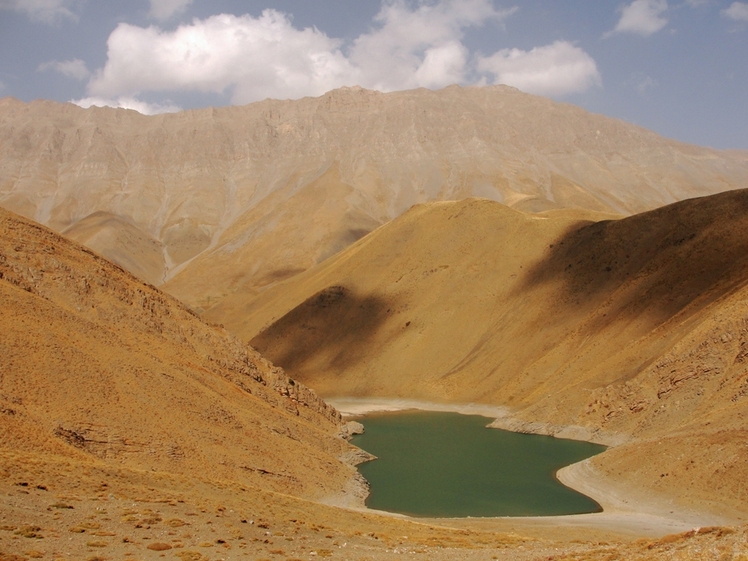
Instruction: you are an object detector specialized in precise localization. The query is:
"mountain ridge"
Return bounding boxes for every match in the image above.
[2,86,747,311]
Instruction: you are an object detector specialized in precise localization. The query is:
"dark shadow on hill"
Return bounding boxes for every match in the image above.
[250,285,390,377]
[517,188,748,330]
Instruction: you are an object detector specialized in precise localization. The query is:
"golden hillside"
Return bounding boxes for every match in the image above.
[235,189,748,522]
[2,87,747,313]
[3,185,748,559]
[0,206,358,499]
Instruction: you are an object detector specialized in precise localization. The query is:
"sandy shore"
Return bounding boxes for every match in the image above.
[326,397,734,539]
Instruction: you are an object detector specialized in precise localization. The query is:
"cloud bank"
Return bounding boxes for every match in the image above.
[76,0,602,113]
[477,41,601,96]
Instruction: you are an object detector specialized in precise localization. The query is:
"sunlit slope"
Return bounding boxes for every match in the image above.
[226,201,605,391]
[164,164,382,309]
[0,206,359,504]
[241,189,748,518]
[2,87,748,311]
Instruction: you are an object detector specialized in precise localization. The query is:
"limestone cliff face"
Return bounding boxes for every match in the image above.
[1,87,747,310]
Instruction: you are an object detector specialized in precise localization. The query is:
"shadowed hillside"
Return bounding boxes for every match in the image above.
[239,189,748,521]
[520,191,748,325]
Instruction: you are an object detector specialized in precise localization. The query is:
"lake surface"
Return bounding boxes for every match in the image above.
[351,410,606,518]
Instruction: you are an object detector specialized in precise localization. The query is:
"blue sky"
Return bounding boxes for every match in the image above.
[1,0,747,149]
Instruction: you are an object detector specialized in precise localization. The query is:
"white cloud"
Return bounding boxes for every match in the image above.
[149,0,192,21]
[476,41,601,97]
[78,1,599,112]
[88,0,515,103]
[348,0,516,91]
[72,96,182,115]
[723,2,748,21]
[86,11,356,104]
[38,58,90,80]
[0,0,77,24]
[607,0,669,36]
[631,73,658,94]
[84,1,517,106]
[637,76,657,94]
[413,41,469,89]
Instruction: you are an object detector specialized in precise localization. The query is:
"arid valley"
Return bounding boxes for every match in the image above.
[2,85,748,560]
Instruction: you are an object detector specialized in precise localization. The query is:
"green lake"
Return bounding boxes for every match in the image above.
[351,410,606,518]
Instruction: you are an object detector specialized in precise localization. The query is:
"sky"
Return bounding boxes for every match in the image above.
[0,0,747,149]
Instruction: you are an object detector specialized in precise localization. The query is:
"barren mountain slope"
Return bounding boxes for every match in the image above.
[6,209,738,561]
[1,87,747,311]
[0,206,546,560]
[3,206,748,560]
[241,189,748,520]
[0,206,361,503]
[0,207,541,559]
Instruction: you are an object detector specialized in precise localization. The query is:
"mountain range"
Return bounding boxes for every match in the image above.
[2,86,747,312]
[2,85,748,559]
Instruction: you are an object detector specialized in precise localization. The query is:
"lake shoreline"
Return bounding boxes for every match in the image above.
[326,397,733,539]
